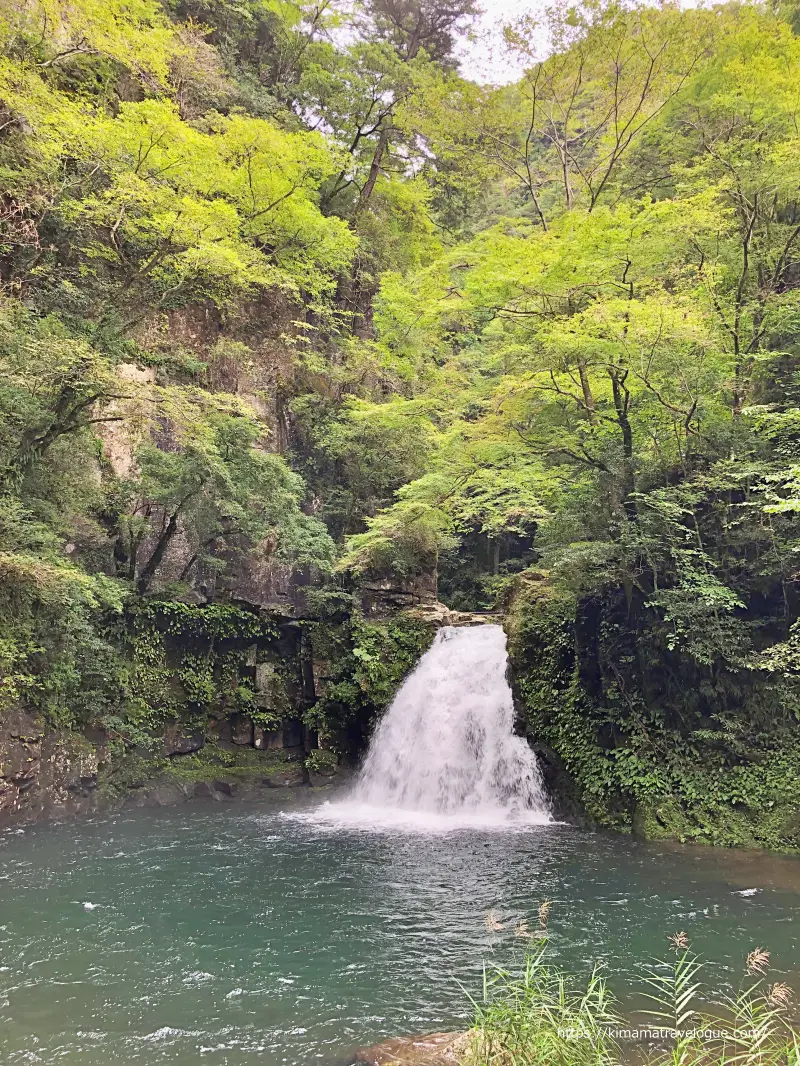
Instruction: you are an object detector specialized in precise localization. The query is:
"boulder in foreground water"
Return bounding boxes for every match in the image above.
[353,1031,467,1065]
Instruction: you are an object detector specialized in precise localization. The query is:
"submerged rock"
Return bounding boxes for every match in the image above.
[353,1032,467,1065]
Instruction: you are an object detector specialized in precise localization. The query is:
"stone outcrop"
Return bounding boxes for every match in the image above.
[353,1032,468,1065]
[311,654,332,699]
[211,713,306,753]
[230,714,255,746]
[407,603,502,629]
[0,709,44,817]
[121,756,314,808]
[0,710,101,825]
[254,660,291,712]
[359,572,439,618]
[163,724,205,756]
[0,702,340,827]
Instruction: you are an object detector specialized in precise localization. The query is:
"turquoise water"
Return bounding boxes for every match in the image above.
[1,793,798,1065]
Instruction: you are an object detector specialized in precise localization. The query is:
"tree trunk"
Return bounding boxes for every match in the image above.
[136,508,181,594]
[610,369,636,521]
[354,126,390,217]
[578,359,596,423]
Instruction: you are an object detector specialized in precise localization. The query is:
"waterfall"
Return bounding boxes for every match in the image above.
[328,625,551,829]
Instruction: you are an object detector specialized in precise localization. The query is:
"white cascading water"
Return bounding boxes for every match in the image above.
[323,624,551,830]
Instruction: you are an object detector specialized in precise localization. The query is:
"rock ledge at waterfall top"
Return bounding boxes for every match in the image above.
[353,1031,468,1065]
[406,602,502,629]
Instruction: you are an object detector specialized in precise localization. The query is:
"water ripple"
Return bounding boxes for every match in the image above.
[0,798,797,1065]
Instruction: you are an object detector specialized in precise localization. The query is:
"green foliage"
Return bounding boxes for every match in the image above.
[289,392,438,538]
[470,943,619,1066]
[158,741,292,782]
[467,937,800,1066]
[339,492,457,579]
[305,747,338,774]
[302,0,800,848]
[304,611,435,747]
[0,0,475,767]
[1,0,800,848]
[0,0,184,84]
[0,32,356,319]
[123,600,281,740]
[0,550,126,728]
[120,389,335,593]
[98,740,297,796]
[505,565,800,850]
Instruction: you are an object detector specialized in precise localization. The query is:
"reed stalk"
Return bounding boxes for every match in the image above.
[466,920,799,1066]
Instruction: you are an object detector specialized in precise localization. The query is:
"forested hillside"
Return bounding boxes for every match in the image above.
[1,0,799,846]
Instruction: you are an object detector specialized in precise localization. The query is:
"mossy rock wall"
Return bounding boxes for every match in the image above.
[505,571,800,853]
[304,610,437,756]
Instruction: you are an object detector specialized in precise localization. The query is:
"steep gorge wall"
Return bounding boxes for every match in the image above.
[0,550,448,828]
[0,297,326,824]
[504,571,800,853]
[0,608,321,825]
[0,274,458,826]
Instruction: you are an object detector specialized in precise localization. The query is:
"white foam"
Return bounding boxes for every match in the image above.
[302,625,553,832]
[290,799,553,835]
[142,1027,190,1042]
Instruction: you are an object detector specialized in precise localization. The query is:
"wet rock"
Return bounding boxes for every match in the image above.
[253,719,305,750]
[226,555,296,612]
[0,712,105,823]
[282,718,304,749]
[353,1032,468,1065]
[191,780,232,802]
[311,657,332,699]
[138,781,192,807]
[449,611,502,628]
[262,763,309,788]
[406,601,453,628]
[163,724,205,757]
[407,603,501,629]
[40,733,100,809]
[211,717,233,743]
[359,572,438,618]
[0,710,44,816]
[254,661,290,712]
[230,715,254,747]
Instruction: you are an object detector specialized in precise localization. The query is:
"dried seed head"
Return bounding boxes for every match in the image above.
[515,918,532,939]
[538,900,552,929]
[484,909,504,933]
[768,982,792,1008]
[668,931,690,953]
[746,948,771,976]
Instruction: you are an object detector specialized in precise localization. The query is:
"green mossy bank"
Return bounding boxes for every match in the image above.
[506,573,800,852]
